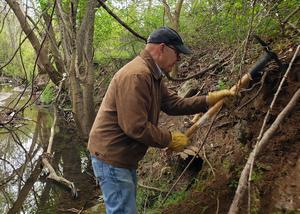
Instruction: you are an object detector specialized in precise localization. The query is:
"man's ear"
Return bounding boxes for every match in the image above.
[159,43,165,53]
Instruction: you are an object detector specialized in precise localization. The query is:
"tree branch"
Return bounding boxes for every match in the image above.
[7,161,42,214]
[166,53,231,81]
[40,75,78,198]
[0,7,10,34]
[138,182,167,193]
[161,0,173,23]
[96,0,147,43]
[228,87,300,214]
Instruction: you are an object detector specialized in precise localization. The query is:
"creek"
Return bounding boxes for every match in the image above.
[0,84,97,213]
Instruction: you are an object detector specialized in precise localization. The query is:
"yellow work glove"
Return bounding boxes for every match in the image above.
[168,131,189,152]
[206,89,235,106]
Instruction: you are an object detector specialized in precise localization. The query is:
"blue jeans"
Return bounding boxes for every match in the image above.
[91,156,137,214]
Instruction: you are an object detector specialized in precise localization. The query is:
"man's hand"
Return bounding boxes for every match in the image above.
[206,89,235,106]
[168,131,189,152]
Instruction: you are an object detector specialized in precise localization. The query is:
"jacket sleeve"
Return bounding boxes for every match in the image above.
[161,81,209,115]
[115,73,171,148]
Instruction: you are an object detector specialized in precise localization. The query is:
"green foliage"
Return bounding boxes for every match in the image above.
[251,166,264,183]
[0,32,10,64]
[136,189,161,213]
[0,18,35,80]
[4,0,299,82]
[163,190,188,206]
[93,1,164,64]
[216,78,230,90]
[39,0,50,10]
[222,159,231,170]
[228,179,239,189]
[40,83,56,105]
[181,0,300,46]
[249,187,261,214]
[77,0,88,22]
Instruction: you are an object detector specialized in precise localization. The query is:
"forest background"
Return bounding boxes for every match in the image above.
[0,0,299,213]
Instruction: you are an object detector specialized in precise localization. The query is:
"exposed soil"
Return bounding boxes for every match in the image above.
[157,43,300,213]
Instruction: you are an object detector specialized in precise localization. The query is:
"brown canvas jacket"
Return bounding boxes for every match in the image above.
[88,50,208,169]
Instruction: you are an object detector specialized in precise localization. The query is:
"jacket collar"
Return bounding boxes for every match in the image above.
[140,50,163,80]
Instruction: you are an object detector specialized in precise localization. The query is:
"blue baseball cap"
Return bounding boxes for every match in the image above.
[147,27,192,55]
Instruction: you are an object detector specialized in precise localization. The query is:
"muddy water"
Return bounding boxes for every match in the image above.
[0,84,98,213]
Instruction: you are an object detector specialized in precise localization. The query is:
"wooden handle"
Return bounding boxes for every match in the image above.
[186,73,252,137]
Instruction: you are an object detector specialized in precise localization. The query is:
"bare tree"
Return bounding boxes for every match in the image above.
[161,0,184,31]
[5,0,98,137]
[161,0,184,77]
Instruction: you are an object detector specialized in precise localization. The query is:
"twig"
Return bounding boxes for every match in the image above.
[166,54,231,82]
[7,160,42,214]
[0,8,10,34]
[236,0,257,92]
[138,182,167,193]
[216,192,220,214]
[256,45,299,147]
[237,71,268,111]
[0,12,44,71]
[282,5,300,24]
[202,145,216,178]
[0,157,25,185]
[1,2,56,126]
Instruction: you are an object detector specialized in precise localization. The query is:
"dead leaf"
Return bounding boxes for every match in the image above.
[179,152,188,160]
[183,149,196,156]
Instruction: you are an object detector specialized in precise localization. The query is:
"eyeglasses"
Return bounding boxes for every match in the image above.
[166,44,179,56]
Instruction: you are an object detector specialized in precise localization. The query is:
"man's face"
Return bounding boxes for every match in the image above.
[158,44,181,72]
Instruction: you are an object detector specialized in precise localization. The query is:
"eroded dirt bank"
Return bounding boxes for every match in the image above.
[159,45,300,213]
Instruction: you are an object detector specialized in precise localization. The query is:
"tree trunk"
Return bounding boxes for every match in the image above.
[7,160,42,214]
[5,0,62,85]
[6,0,97,137]
[76,0,97,135]
[161,0,184,77]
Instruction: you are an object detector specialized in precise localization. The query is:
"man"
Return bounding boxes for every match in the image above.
[88,27,234,213]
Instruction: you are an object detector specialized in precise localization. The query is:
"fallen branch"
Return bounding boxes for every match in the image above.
[40,74,78,198]
[228,45,300,214]
[138,182,167,193]
[166,53,231,82]
[228,87,300,214]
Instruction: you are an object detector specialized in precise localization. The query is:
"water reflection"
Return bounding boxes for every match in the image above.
[0,85,98,213]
